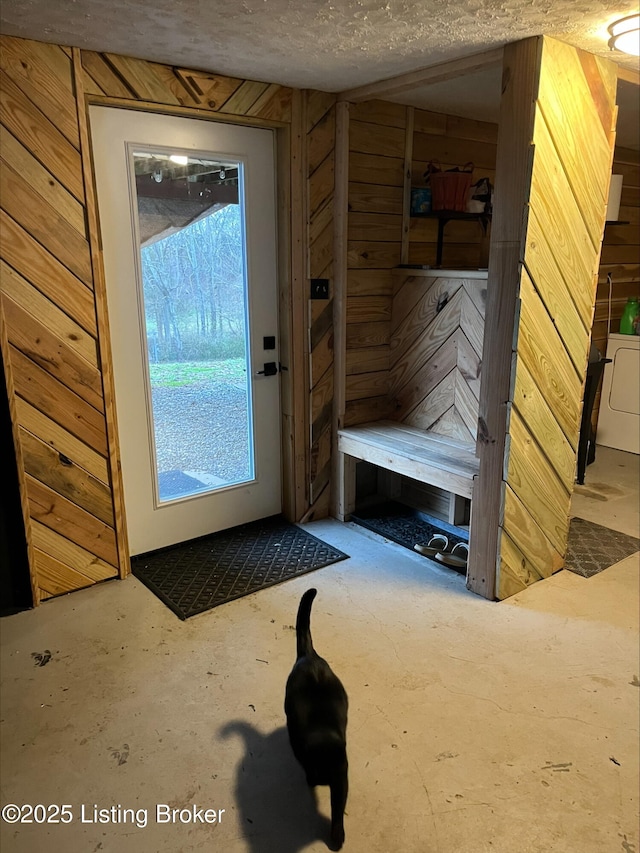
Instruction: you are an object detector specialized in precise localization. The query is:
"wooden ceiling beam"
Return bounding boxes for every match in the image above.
[338,47,504,103]
[617,65,640,86]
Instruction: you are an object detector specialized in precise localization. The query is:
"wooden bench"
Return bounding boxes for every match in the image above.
[336,420,479,522]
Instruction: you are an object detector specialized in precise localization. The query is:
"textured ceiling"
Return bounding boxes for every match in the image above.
[1,0,638,145]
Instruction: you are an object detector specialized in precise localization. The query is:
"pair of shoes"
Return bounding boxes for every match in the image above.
[434,542,469,569]
[413,534,448,557]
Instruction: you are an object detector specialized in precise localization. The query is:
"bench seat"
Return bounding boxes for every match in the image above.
[336,420,479,520]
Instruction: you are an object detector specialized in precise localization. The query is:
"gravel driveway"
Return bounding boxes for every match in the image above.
[150,379,252,488]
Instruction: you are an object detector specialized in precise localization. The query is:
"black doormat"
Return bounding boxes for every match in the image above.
[351,501,468,574]
[131,516,349,620]
[565,517,640,578]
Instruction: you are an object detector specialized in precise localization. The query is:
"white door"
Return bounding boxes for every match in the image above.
[89,107,282,554]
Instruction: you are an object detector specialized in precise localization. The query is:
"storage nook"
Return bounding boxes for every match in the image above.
[330,37,620,599]
[337,269,486,527]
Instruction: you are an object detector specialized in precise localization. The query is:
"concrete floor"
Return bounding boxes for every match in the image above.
[1,447,638,853]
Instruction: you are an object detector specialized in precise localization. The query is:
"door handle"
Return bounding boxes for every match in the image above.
[256,361,278,376]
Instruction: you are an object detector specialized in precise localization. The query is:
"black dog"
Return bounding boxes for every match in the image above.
[284,588,349,850]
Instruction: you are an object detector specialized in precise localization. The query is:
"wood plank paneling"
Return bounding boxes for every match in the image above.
[1,160,92,284]
[307,94,336,512]
[0,67,84,201]
[103,54,184,105]
[517,267,582,447]
[35,549,108,598]
[505,408,571,554]
[3,296,103,411]
[503,486,564,580]
[2,34,309,603]
[0,126,85,235]
[390,273,486,439]
[1,36,120,600]
[26,474,118,567]
[0,261,97,366]
[0,37,79,149]
[32,521,117,583]
[512,358,576,489]
[15,397,109,484]
[470,36,617,600]
[349,151,404,187]
[527,112,597,328]
[20,428,114,526]
[0,211,97,334]
[11,346,108,456]
[536,39,616,245]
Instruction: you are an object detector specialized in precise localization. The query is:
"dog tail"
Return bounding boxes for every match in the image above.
[296,588,317,659]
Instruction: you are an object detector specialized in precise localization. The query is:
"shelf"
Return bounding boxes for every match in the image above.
[410,210,491,220]
[410,210,491,266]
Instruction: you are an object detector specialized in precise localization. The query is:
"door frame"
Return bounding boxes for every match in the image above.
[89,107,284,554]
[81,93,307,575]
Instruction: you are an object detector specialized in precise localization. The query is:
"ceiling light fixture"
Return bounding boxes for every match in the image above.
[169,154,189,166]
[608,14,640,56]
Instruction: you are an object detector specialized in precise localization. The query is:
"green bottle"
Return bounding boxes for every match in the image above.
[619,297,639,335]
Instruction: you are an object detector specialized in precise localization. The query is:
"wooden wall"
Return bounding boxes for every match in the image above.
[0,38,123,602]
[592,142,640,429]
[389,270,486,443]
[0,35,320,604]
[307,91,337,515]
[409,114,497,268]
[343,100,405,427]
[468,37,618,600]
[342,101,495,430]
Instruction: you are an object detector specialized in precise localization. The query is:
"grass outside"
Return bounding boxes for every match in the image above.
[149,359,246,388]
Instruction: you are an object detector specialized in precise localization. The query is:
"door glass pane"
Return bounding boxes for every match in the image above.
[130,149,254,504]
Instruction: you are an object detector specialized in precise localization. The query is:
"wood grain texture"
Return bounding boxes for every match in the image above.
[517,267,582,446]
[338,420,477,498]
[32,520,117,583]
[498,529,543,598]
[528,111,598,326]
[10,345,108,456]
[389,274,485,441]
[502,485,564,581]
[512,357,576,489]
[505,408,570,555]
[0,68,84,201]
[34,548,104,598]
[479,36,617,600]
[536,38,617,246]
[467,36,542,600]
[0,159,92,284]
[0,260,97,366]
[0,36,79,149]
[0,125,85,235]
[26,474,117,567]
[81,50,135,97]
[2,294,103,411]
[523,206,591,372]
[19,426,114,526]
[15,397,109,484]
[0,211,97,334]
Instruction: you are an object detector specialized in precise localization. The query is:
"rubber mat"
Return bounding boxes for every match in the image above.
[131,516,349,620]
[351,502,468,574]
[564,517,639,578]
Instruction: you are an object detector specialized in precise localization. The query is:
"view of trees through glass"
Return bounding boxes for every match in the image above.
[135,189,254,503]
[141,205,246,364]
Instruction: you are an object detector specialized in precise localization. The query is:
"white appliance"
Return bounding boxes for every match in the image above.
[597,333,640,454]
